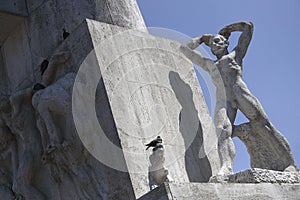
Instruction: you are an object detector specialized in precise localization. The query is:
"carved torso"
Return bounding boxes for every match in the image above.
[210,51,249,102]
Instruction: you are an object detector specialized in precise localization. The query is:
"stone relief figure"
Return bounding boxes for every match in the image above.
[39,51,71,87]
[9,87,46,199]
[32,50,105,198]
[32,72,104,199]
[32,72,75,154]
[32,51,72,153]
[0,95,18,199]
[180,21,297,181]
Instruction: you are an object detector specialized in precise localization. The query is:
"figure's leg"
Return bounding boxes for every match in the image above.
[232,122,251,140]
[214,104,237,177]
[236,88,297,171]
[35,113,49,153]
[234,86,269,124]
[13,148,45,200]
[36,102,60,152]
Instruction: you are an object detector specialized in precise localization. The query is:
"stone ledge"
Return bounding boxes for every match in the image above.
[228,168,300,184]
[139,182,300,200]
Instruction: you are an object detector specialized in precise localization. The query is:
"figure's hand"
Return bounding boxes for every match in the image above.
[200,34,213,46]
[184,34,213,49]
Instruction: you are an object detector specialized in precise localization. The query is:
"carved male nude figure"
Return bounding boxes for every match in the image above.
[181,22,296,180]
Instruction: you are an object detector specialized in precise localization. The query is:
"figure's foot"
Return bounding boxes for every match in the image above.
[209,167,233,183]
[209,174,229,183]
[284,165,299,172]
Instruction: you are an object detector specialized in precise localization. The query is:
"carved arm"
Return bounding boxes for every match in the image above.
[180,34,215,72]
[219,21,253,59]
[184,34,212,50]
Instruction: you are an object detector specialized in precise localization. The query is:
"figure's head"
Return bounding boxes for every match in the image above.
[209,34,229,57]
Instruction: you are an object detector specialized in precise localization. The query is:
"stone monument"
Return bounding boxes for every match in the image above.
[0,1,299,200]
[1,0,218,199]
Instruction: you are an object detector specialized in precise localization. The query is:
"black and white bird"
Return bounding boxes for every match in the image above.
[145,136,162,150]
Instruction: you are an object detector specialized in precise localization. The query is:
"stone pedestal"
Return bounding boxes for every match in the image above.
[139,182,300,200]
[228,168,300,184]
[149,147,169,189]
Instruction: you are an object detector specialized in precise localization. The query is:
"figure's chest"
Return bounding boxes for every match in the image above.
[215,54,241,73]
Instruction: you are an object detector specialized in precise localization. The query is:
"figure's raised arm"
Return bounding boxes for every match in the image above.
[185,34,212,50]
[180,34,214,72]
[219,21,253,59]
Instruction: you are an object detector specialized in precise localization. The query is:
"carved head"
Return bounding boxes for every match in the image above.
[209,34,229,57]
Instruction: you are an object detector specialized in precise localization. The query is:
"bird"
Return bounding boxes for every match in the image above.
[145,136,162,150]
[63,28,70,40]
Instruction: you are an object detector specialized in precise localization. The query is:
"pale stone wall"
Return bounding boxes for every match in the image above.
[85,20,220,198]
[0,1,148,199]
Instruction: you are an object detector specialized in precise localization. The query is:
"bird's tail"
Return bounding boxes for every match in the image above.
[146,146,150,150]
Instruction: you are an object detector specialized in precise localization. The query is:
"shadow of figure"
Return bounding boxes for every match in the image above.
[169,71,212,182]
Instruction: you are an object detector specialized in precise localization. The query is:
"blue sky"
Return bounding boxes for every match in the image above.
[137,0,300,172]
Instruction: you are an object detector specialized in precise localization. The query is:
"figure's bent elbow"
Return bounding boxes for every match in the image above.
[245,22,254,33]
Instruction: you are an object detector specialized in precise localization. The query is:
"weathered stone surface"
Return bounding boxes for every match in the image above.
[0,0,27,45]
[0,0,27,16]
[139,182,300,200]
[0,18,137,199]
[0,11,220,198]
[0,13,26,45]
[1,0,146,93]
[75,19,220,198]
[228,168,300,184]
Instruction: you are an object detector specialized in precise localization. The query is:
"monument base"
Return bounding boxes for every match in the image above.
[138,181,300,200]
[139,168,300,199]
[228,168,300,184]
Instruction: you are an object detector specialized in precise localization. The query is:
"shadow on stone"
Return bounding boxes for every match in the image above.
[169,71,212,182]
